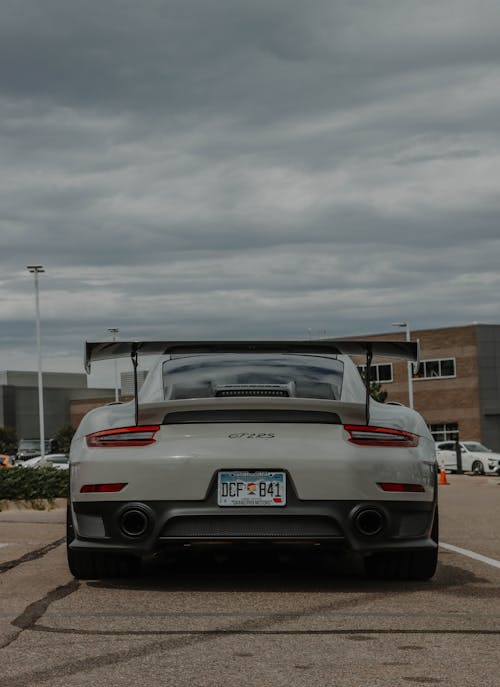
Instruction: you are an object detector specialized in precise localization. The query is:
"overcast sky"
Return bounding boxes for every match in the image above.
[1,0,500,386]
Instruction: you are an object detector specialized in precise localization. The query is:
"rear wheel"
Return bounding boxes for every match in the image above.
[67,549,141,579]
[364,509,438,581]
[66,506,141,579]
[471,460,485,475]
[364,547,438,581]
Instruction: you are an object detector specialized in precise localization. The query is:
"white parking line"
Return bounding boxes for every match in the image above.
[441,542,500,569]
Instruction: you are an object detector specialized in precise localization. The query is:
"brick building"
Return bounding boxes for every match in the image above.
[3,324,500,450]
[349,324,500,450]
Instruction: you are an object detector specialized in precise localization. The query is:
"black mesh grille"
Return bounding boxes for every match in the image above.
[216,389,289,397]
[160,515,342,539]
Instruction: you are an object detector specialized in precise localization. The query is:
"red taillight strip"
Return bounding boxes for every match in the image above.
[378,482,425,493]
[86,425,160,448]
[344,424,419,447]
[80,483,128,493]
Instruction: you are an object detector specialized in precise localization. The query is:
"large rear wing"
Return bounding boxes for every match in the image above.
[85,339,418,373]
[84,339,419,425]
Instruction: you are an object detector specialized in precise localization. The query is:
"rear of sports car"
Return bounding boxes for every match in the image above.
[68,349,438,580]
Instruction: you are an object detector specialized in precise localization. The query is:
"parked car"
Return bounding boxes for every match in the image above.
[435,441,500,475]
[67,339,438,581]
[19,453,69,470]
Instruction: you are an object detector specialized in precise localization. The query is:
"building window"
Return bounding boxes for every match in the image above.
[357,363,393,383]
[414,358,456,380]
[429,422,458,442]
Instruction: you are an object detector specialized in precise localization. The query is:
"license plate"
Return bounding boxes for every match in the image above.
[217,471,286,507]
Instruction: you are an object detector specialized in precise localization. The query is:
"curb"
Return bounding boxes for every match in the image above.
[0,498,67,512]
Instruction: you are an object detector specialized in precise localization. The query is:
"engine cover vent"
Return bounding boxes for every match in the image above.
[214,384,291,397]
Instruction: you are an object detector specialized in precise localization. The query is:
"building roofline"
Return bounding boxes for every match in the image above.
[338,323,500,339]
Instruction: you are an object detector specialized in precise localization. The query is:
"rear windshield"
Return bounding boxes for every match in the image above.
[162,354,343,401]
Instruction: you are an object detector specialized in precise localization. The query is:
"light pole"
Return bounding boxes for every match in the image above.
[27,265,46,458]
[392,321,414,409]
[108,328,120,402]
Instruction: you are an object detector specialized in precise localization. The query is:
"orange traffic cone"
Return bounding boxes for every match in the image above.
[438,468,449,485]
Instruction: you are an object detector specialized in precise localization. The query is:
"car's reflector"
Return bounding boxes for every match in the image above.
[377,482,425,492]
[86,425,160,448]
[344,424,419,447]
[80,483,128,493]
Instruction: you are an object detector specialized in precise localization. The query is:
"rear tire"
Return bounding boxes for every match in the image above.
[364,547,438,581]
[66,505,141,579]
[68,549,141,579]
[364,508,438,581]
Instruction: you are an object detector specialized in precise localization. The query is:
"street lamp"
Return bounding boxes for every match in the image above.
[27,265,45,458]
[107,328,120,402]
[392,321,414,409]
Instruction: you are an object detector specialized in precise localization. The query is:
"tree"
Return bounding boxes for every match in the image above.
[0,427,18,455]
[369,381,388,403]
[53,424,76,453]
[359,371,388,403]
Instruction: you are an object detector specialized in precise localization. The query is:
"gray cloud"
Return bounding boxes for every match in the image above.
[1,1,500,381]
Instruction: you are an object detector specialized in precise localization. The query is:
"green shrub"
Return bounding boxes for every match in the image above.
[0,467,69,501]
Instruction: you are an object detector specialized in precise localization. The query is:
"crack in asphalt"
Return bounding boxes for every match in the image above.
[0,578,79,652]
[11,580,80,631]
[1,557,498,685]
[2,577,499,687]
[0,537,66,574]
[30,625,500,636]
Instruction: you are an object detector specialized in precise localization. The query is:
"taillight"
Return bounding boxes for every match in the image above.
[344,425,419,447]
[378,482,425,493]
[86,425,160,448]
[80,483,127,493]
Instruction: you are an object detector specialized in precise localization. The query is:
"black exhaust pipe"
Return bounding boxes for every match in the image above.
[119,507,151,538]
[353,508,385,536]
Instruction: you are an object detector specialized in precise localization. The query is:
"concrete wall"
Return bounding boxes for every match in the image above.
[0,371,113,439]
[13,386,68,438]
[0,371,87,388]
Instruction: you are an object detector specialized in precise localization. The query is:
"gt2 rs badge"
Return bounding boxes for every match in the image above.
[228,433,275,439]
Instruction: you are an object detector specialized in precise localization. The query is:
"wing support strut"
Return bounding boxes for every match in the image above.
[131,344,139,426]
[364,345,373,426]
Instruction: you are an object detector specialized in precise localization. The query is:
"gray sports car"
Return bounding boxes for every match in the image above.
[67,340,438,580]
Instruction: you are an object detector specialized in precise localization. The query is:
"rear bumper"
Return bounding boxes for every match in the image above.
[69,490,437,557]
